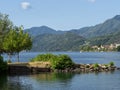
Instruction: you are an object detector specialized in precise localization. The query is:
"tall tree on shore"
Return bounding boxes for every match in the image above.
[15,26,32,62]
[0,13,13,54]
[3,29,16,61]
[3,26,32,62]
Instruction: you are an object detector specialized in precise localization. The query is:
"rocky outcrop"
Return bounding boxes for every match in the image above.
[54,64,118,73]
[8,62,119,75]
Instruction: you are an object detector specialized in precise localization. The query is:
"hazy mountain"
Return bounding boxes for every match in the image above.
[25,15,120,51]
[25,25,64,37]
[89,31,120,46]
[25,15,120,38]
[31,32,85,51]
[70,15,120,38]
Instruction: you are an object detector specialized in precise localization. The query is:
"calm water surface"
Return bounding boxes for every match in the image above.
[1,52,120,90]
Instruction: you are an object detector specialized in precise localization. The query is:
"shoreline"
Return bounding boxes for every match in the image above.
[8,62,120,75]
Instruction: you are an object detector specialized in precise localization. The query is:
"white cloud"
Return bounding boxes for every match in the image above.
[21,2,31,10]
[88,0,96,3]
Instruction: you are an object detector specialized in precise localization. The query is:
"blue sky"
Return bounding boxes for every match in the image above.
[0,0,120,30]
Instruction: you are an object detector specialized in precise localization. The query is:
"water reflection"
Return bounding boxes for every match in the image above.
[0,74,7,90]
[29,72,75,90]
[0,71,120,90]
[7,76,33,90]
[0,75,33,90]
[30,72,74,81]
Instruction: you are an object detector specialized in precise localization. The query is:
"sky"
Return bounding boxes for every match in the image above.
[0,0,120,30]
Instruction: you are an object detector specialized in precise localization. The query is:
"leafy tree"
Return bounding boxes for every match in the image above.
[3,29,16,61]
[14,27,32,62]
[3,26,32,62]
[0,13,13,54]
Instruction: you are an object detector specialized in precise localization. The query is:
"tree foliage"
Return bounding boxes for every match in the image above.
[0,13,13,54]
[3,26,32,62]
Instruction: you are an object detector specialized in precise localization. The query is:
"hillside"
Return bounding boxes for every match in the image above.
[31,32,85,51]
[25,15,120,51]
[89,31,120,46]
[70,15,120,38]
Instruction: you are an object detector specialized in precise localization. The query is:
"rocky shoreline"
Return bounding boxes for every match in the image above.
[54,63,120,73]
[8,62,120,75]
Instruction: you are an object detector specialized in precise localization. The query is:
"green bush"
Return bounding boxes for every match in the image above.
[109,62,114,67]
[30,53,74,70]
[93,63,99,69]
[31,53,58,62]
[0,56,8,73]
[51,54,74,69]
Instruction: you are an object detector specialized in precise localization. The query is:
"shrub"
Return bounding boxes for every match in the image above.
[51,54,74,69]
[0,56,8,73]
[31,53,58,62]
[30,53,74,70]
[109,62,114,67]
[93,63,99,69]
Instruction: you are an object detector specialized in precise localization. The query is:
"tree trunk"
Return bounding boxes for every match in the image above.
[17,52,19,62]
[8,53,11,62]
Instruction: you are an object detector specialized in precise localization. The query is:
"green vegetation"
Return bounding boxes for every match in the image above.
[109,61,114,67]
[0,13,13,54]
[3,26,32,62]
[93,63,99,69]
[0,13,32,62]
[32,32,85,51]
[0,56,7,73]
[31,53,74,70]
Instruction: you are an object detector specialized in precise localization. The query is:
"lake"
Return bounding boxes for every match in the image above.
[1,52,120,90]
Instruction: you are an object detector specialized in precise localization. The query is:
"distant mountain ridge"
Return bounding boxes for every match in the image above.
[25,15,120,38]
[25,26,64,37]
[70,15,120,38]
[24,15,120,51]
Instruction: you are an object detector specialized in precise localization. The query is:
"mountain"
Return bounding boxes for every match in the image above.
[31,32,85,51]
[25,26,64,37]
[89,31,120,46]
[70,15,120,38]
[24,15,120,51]
[25,15,120,38]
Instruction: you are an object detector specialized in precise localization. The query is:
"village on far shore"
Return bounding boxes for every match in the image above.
[80,43,120,52]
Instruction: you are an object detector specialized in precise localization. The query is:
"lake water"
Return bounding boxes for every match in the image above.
[1,52,120,90]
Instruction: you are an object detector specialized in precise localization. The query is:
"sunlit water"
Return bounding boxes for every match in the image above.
[1,52,120,90]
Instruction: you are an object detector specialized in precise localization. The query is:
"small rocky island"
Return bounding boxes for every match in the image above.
[8,62,120,75]
[8,53,120,75]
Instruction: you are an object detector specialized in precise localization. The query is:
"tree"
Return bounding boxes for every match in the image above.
[3,29,16,61]
[0,13,13,54]
[3,26,32,62]
[15,27,32,62]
